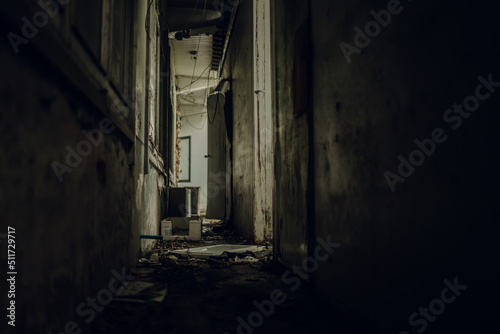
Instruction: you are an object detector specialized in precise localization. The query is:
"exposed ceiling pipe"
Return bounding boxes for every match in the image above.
[168,25,220,40]
[218,0,240,77]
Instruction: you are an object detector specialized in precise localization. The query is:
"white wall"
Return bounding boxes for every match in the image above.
[179,109,208,213]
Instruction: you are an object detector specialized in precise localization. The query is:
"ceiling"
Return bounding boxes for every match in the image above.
[170,35,213,78]
[161,0,235,109]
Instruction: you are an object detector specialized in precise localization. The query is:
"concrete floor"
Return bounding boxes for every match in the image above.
[86,223,500,334]
[90,225,376,334]
[91,260,376,334]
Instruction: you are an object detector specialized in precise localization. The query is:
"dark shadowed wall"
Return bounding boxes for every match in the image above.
[308,0,500,332]
[0,1,172,332]
[255,0,500,332]
[222,0,256,240]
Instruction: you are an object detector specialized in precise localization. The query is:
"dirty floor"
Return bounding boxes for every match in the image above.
[91,222,376,334]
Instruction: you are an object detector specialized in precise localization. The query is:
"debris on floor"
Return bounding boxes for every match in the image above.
[131,267,157,278]
[167,255,179,261]
[116,281,155,296]
[139,218,274,267]
[91,219,371,334]
[93,220,274,332]
[149,253,159,262]
[114,281,167,304]
[230,255,260,264]
[170,244,269,258]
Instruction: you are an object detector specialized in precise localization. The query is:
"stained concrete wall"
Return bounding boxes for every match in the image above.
[306,0,500,332]
[0,1,170,331]
[222,0,255,239]
[223,1,500,329]
[274,0,311,267]
[133,0,168,254]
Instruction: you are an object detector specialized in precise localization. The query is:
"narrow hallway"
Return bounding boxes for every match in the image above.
[1,0,500,333]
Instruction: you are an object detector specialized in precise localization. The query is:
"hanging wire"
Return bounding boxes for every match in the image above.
[183,0,201,32]
[178,95,206,106]
[186,113,208,130]
[178,63,212,91]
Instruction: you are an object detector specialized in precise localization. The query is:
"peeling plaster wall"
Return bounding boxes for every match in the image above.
[133,0,167,254]
[252,0,274,243]
[135,164,165,253]
[222,0,255,239]
[221,0,274,242]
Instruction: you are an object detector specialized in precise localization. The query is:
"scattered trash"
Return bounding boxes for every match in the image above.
[206,257,226,265]
[116,281,155,297]
[203,219,223,225]
[142,220,273,269]
[253,249,273,258]
[131,267,156,278]
[227,255,261,266]
[92,220,280,333]
[234,256,259,263]
[171,244,270,258]
[114,281,167,304]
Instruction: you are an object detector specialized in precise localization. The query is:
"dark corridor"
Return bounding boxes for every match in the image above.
[1,0,500,333]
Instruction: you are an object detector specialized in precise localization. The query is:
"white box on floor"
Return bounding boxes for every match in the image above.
[161,220,172,238]
[161,217,202,241]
